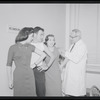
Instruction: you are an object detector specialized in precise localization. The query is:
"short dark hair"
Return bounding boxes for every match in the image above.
[15,27,34,43]
[44,34,56,46]
[33,26,44,34]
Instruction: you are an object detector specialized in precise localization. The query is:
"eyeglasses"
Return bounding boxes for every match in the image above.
[69,35,78,39]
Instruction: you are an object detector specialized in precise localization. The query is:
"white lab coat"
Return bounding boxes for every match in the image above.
[62,39,88,96]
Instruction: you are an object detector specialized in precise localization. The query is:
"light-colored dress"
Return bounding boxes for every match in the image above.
[62,39,88,96]
[45,47,62,96]
[6,43,36,96]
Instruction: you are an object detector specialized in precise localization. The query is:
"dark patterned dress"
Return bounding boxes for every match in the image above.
[6,42,36,96]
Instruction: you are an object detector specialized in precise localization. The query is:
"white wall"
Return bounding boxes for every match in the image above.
[0,4,66,96]
[67,4,100,64]
[65,4,100,90]
[74,4,100,89]
[78,4,99,64]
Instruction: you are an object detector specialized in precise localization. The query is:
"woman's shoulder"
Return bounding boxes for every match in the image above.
[8,44,17,52]
[9,44,17,49]
[28,44,36,51]
[29,43,35,47]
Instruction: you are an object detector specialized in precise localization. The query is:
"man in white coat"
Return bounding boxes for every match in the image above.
[60,29,88,96]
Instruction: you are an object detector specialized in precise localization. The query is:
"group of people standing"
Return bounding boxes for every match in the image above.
[6,26,88,97]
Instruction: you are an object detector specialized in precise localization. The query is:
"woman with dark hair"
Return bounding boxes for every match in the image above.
[6,27,46,96]
[44,34,62,96]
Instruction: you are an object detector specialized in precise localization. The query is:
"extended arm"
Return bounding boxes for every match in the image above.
[37,44,55,71]
[31,47,46,68]
[6,46,14,89]
[65,45,87,63]
[43,44,55,69]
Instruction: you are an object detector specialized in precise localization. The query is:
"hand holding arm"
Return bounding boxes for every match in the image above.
[31,47,46,69]
[60,57,69,69]
[43,44,55,68]
[37,61,48,72]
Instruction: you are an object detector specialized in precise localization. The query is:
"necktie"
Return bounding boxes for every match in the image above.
[70,43,75,52]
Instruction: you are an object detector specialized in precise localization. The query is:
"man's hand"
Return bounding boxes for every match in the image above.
[30,63,36,69]
[60,57,69,69]
[37,62,48,72]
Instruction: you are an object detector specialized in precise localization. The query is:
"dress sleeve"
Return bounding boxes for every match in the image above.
[6,46,14,67]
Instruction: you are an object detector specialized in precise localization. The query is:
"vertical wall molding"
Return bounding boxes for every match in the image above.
[65,4,70,50]
[73,4,80,29]
[97,5,99,64]
[70,4,80,30]
[70,4,74,31]
[75,4,80,29]
[98,5,100,63]
[66,4,100,64]
[66,4,80,48]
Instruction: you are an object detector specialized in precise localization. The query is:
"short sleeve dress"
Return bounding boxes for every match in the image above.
[6,42,36,96]
[45,47,62,96]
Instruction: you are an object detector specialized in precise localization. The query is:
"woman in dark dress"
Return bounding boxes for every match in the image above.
[6,27,46,96]
[44,34,62,96]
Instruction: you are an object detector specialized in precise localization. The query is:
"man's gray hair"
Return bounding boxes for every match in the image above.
[72,29,81,37]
